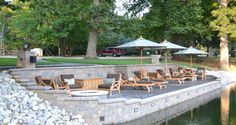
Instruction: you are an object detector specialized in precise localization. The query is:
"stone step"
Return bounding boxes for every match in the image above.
[26,85,52,90]
[10,71,23,75]
[19,82,37,87]
[13,75,33,80]
[15,78,32,83]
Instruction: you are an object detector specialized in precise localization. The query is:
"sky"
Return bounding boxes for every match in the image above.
[115,0,149,17]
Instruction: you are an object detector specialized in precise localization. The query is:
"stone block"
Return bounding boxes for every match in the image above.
[16,51,36,68]
[151,55,161,64]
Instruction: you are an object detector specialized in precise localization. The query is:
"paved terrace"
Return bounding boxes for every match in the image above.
[109,78,216,99]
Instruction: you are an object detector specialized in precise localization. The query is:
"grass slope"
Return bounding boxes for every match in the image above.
[0,58,16,66]
[43,58,151,65]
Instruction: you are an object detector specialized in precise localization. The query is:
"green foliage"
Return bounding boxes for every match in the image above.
[125,0,210,47]
[164,0,205,41]
[210,7,236,39]
[8,0,87,55]
[1,0,235,57]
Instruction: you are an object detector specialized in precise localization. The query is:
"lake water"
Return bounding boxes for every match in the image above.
[121,83,236,125]
[161,83,236,125]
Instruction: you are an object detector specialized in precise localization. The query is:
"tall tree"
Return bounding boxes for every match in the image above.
[10,0,82,56]
[85,0,116,59]
[219,0,229,70]
[124,0,207,46]
[210,0,236,70]
[85,0,100,59]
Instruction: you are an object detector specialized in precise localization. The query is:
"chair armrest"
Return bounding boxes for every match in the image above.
[41,78,53,81]
[41,78,54,86]
[142,77,150,81]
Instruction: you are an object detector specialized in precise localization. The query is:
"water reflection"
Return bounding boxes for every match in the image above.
[119,83,236,125]
[161,83,236,125]
[221,86,230,125]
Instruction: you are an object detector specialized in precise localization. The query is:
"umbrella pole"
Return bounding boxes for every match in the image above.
[140,47,143,66]
[165,49,168,74]
[190,55,192,69]
[140,47,143,78]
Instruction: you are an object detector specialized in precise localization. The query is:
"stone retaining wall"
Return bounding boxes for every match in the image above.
[10,64,177,85]
[10,65,223,124]
[30,80,221,125]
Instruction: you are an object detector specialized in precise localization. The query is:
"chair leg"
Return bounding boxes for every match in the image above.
[146,86,151,92]
[177,79,182,84]
[162,84,167,88]
[110,90,112,96]
[159,83,162,89]
[150,87,153,91]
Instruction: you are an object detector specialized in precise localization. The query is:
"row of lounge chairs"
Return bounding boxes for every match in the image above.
[34,67,206,96]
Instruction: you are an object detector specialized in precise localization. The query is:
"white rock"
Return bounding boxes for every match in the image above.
[34,119,42,124]
[9,119,18,125]
[32,106,39,111]
[3,117,10,124]
[0,71,87,125]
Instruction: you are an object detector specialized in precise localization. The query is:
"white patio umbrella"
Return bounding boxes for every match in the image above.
[174,46,209,68]
[117,36,165,73]
[159,40,187,72]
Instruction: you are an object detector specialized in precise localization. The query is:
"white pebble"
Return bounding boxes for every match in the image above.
[0,71,86,125]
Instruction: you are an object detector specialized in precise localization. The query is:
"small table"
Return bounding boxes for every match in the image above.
[77,78,103,90]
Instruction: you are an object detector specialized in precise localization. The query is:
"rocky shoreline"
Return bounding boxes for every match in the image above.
[0,71,87,125]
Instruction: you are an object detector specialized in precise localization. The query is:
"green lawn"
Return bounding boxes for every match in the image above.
[44,58,214,69]
[1,57,235,70]
[0,58,60,66]
[43,58,152,65]
[0,58,16,66]
[167,61,213,70]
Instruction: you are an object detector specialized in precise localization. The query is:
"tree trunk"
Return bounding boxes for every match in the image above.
[219,0,229,70]
[220,35,229,70]
[85,0,100,59]
[85,29,98,59]
[59,38,66,56]
[0,17,6,56]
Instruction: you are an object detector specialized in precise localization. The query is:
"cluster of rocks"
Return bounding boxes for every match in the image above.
[0,71,87,125]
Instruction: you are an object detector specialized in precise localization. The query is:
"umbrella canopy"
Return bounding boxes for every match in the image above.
[117,37,165,75]
[160,40,186,50]
[174,46,208,55]
[174,46,209,68]
[158,40,187,73]
[117,37,165,48]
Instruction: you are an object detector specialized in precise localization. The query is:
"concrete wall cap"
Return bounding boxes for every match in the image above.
[65,97,99,101]
[10,65,116,72]
[98,98,127,104]
[44,90,68,94]
[125,99,142,104]
[26,85,52,90]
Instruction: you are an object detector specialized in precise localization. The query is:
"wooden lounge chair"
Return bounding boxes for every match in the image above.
[183,68,196,81]
[118,72,157,92]
[98,73,122,95]
[35,76,69,90]
[133,71,167,89]
[157,69,185,84]
[196,67,206,80]
[169,67,184,77]
[60,74,83,89]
